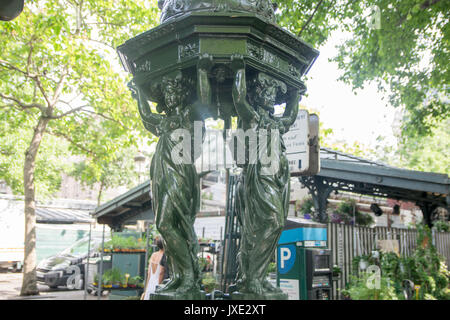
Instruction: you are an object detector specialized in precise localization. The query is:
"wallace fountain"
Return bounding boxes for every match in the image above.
[118,0,319,300]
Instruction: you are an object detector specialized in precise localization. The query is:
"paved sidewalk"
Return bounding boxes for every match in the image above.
[0,271,108,300]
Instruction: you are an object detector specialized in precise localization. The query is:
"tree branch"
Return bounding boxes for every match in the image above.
[0,93,47,113]
[420,0,442,10]
[86,38,116,50]
[80,109,131,131]
[397,0,443,27]
[26,41,34,75]
[47,129,97,157]
[0,59,28,76]
[33,76,52,108]
[298,0,327,37]
[45,105,89,119]
[50,64,69,107]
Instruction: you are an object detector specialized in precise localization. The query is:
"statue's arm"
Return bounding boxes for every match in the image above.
[128,81,164,135]
[280,88,300,129]
[231,56,259,123]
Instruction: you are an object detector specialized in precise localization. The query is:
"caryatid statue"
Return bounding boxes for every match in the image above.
[128,57,211,299]
[230,55,300,298]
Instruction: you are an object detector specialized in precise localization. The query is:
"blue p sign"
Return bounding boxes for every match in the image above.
[278,244,296,274]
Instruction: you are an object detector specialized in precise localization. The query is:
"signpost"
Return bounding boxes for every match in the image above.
[284,110,320,176]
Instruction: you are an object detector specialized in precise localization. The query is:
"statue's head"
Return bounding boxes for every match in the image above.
[249,73,287,114]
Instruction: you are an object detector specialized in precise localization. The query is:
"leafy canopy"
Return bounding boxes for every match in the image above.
[276,0,449,138]
[0,0,160,198]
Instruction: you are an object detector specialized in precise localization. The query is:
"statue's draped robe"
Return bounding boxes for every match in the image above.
[236,111,290,289]
[150,113,201,285]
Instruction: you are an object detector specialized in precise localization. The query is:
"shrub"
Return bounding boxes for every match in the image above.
[348,224,450,300]
[298,196,314,216]
[201,274,218,293]
[332,199,374,227]
[433,220,450,232]
[341,272,399,300]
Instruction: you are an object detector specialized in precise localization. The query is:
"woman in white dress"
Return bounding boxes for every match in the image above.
[142,237,166,300]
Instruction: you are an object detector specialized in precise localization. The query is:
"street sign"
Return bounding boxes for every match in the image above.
[284,110,310,174]
[284,110,320,176]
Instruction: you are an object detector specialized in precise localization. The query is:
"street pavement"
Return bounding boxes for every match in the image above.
[0,270,108,300]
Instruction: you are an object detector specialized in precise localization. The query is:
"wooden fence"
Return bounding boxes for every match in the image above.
[327,223,450,300]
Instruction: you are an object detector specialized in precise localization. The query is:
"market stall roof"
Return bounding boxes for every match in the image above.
[316,148,449,206]
[91,180,153,231]
[299,148,449,225]
[36,207,94,224]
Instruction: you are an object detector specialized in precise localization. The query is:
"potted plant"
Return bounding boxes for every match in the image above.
[128,276,142,288]
[93,273,99,286]
[104,268,124,289]
[123,273,130,288]
[332,265,342,281]
[298,196,314,219]
[201,275,218,293]
[101,272,112,289]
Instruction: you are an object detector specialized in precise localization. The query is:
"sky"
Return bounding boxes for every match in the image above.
[300,30,400,150]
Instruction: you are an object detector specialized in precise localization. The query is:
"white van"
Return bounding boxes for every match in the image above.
[0,197,24,272]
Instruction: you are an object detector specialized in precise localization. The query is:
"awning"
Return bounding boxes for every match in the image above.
[36,207,94,224]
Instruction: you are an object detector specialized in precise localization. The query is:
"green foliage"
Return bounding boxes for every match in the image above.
[342,272,399,300]
[409,224,450,299]
[0,111,71,198]
[267,262,276,274]
[103,267,126,285]
[276,0,449,140]
[70,146,143,204]
[332,265,342,277]
[348,224,450,300]
[433,220,450,232]
[201,273,219,293]
[103,235,145,251]
[128,275,143,286]
[331,199,375,226]
[351,254,377,275]
[297,196,314,216]
[396,119,450,175]
[0,0,160,199]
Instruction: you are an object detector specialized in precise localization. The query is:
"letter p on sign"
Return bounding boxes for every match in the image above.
[280,248,291,269]
[278,244,296,274]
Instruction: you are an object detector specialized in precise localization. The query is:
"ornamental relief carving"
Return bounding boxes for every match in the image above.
[178,42,199,60]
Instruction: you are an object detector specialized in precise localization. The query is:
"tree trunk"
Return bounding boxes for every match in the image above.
[97,180,104,207]
[20,116,49,296]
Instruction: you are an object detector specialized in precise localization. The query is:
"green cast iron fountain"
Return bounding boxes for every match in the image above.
[118,0,319,300]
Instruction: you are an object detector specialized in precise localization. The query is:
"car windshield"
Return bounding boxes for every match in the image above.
[60,237,104,258]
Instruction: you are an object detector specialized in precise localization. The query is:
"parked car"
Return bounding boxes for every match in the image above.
[36,235,109,289]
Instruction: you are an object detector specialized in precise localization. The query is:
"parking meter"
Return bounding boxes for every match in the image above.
[277,219,333,300]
